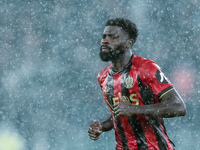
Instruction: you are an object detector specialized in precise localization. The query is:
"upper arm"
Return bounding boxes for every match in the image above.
[139,61,186,114]
[139,61,173,98]
[160,88,186,116]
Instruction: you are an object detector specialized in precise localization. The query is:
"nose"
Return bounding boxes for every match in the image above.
[101,39,109,45]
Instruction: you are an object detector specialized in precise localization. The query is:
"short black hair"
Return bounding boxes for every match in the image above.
[105,18,138,42]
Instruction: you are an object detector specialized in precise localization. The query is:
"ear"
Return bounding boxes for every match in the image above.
[126,39,134,48]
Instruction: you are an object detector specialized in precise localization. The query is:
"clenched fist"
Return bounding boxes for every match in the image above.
[88,120,102,140]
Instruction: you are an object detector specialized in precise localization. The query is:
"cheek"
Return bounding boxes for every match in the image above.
[124,42,129,48]
[112,41,120,47]
[121,40,129,48]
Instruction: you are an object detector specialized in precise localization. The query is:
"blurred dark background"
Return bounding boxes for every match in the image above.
[0,0,199,149]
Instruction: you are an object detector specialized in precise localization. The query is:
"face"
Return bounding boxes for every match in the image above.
[99,26,130,62]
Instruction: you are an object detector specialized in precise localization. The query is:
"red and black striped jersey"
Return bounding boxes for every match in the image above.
[98,55,175,150]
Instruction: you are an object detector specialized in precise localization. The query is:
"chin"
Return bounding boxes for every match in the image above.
[99,55,110,62]
[99,49,124,62]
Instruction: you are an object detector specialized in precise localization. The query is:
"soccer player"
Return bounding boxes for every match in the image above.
[88,18,186,150]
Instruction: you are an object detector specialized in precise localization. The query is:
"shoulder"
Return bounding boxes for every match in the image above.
[97,64,112,85]
[133,55,164,83]
[132,55,159,71]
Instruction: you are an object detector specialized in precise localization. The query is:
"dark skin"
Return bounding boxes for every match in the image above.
[88,26,186,141]
[100,26,134,71]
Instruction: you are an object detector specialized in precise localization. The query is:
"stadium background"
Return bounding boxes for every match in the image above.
[0,0,199,149]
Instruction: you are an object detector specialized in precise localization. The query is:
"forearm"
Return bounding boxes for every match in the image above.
[132,90,186,118]
[133,101,185,118]
[100,115,114,132]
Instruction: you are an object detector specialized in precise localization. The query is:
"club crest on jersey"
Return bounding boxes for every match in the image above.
[125,76,134,88]
[104,85,110,93]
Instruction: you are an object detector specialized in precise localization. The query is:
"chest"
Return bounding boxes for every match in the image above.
[101,64,156,110]
[102,67,142,107]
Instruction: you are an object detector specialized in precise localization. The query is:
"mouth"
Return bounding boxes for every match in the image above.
[100,45,111,52]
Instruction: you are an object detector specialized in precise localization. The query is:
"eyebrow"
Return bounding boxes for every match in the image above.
[102,33,119,37]
[102,33,116,35]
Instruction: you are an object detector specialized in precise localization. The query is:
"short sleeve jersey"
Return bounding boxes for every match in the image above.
[97,55,175,150]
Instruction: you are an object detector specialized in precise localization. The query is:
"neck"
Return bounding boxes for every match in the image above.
[111,50,132,73]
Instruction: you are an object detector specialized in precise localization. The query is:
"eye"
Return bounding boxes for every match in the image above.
[111,35,119,39]
[110,36,114,39]
[102,34,106,39]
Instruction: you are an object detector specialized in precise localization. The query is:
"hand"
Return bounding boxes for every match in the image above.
[88,120,102,141]
[113,93,134,117]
